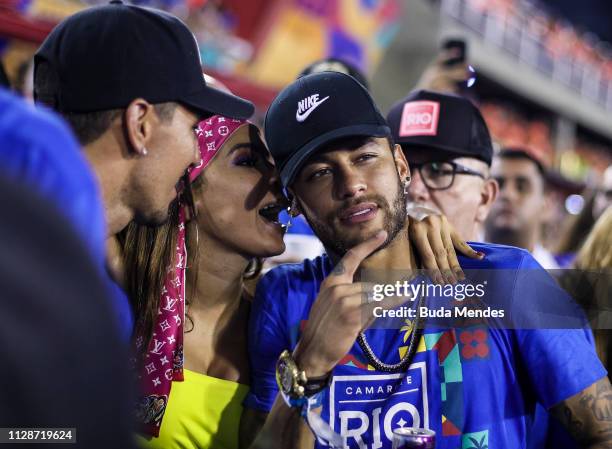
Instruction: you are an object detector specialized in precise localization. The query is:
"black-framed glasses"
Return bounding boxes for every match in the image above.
[411,161,486,190]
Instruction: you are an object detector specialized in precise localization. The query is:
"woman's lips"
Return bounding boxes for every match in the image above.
[261,217,284,232]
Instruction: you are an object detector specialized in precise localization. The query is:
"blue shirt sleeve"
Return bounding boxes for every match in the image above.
[244,269,292,412]
[0,90,106,263]
[0,90,132,339]
[106,277,135,342]
[512,253,607,409]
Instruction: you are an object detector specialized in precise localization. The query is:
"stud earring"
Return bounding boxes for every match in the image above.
[403,176,411,194]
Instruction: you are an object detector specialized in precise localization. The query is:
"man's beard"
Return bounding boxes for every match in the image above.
[132,198,175,228]
[302,179,407,258]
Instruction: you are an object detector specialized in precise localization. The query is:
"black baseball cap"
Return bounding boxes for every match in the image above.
[387,90,493,165]
[34,0,254,118]
[265,71,389,187]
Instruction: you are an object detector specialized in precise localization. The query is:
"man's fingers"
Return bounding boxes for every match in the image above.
[374,293,413,310]
[445,65,470,81]
[434,49,465,66]
[328,231,387,284]
[362,294,414,329]
[326,283,376,303]
[331,289,415,332]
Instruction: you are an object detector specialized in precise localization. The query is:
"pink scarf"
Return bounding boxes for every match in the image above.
[135,115,248,437]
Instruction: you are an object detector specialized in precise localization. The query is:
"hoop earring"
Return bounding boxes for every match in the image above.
[195,221,199,253]
[281,207,293,230]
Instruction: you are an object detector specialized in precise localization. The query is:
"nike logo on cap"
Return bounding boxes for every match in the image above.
[296,94,330,122]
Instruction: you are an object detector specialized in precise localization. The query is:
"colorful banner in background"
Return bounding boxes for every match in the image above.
[242,0,401,89]
[0,0,83,90]
[1,0,401,102]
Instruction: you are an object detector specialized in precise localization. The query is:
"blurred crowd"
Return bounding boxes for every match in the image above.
[466,0,611,71]
[442,0,612,109]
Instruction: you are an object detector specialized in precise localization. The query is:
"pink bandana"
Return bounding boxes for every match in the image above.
[136,115,248,437]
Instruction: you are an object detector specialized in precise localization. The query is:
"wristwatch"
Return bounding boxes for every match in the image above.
[276,350,331,407]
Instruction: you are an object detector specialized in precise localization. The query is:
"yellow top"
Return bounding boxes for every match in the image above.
[139,370,249,449]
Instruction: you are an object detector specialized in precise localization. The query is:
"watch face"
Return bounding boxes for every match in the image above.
[282,372,293,393]
[279,361,293,393]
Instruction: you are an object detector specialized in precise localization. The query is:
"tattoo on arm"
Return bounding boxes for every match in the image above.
[563,405,585,436]
[580,379,612,423]
[551,377,612,447]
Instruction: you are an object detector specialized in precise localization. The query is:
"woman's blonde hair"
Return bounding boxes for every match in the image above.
[569,206,612,377]
[575,207,612,270]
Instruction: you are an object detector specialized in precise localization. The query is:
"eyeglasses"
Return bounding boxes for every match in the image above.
[410,161,486,190]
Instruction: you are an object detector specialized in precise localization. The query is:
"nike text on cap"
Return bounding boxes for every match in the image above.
[265,71,390,188]
[387,90,493,165]
[34,0,254,119]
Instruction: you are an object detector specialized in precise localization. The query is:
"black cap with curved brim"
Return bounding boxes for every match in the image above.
[180,83,254,120]
[387,90,493,166]
[264,71,389,188]
[34,0,254,119]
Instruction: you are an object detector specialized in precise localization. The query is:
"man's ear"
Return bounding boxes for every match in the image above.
[393,143,411,181]
[124,98,156,156]
[476,177,499,223]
